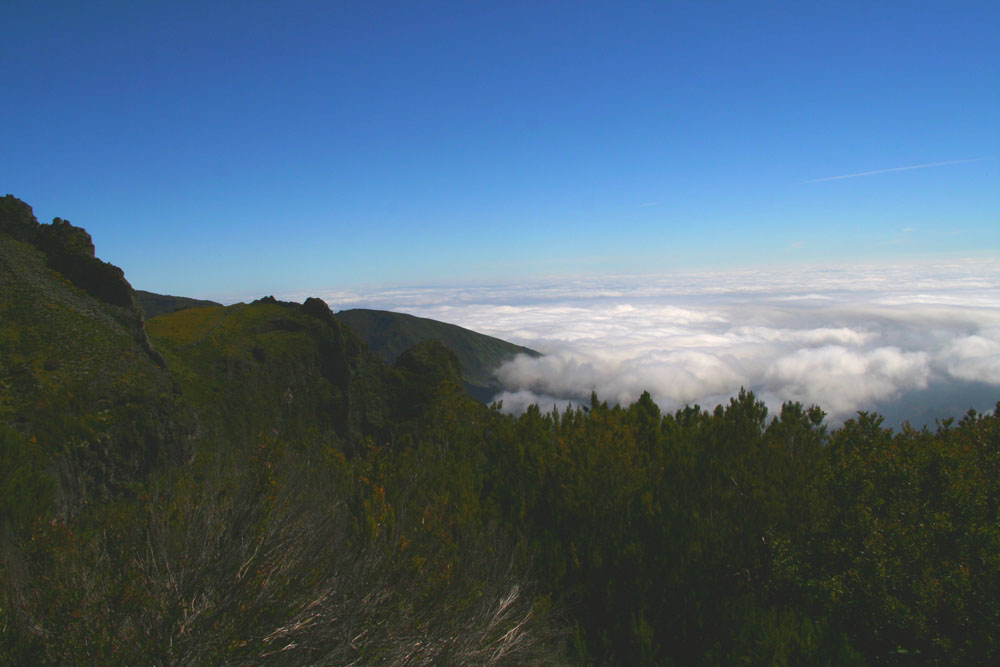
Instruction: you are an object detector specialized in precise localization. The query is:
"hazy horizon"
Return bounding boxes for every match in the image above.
[279,258,996,426]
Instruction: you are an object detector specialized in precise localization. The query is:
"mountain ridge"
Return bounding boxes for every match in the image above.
[135,290,222,319]
[132,291,539,404]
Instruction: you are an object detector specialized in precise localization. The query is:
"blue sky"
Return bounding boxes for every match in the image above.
[3,0,997,300]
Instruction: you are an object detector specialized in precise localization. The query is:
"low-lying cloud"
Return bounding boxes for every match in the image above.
[306,259,1000,424]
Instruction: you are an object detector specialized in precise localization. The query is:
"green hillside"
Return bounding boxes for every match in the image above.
[335,307,539,402]
[2,195,999,665]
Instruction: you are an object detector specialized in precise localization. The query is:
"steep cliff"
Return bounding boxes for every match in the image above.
[0,196,194,515]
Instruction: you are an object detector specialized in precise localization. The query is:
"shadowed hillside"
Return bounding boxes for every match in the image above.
[335,307,539,402]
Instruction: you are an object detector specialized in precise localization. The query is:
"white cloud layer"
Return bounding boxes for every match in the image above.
[301,259,1000,423]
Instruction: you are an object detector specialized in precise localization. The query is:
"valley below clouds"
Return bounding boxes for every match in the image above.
[316,259,1000,426]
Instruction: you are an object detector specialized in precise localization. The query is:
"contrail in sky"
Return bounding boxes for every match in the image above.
[805,157,990,183]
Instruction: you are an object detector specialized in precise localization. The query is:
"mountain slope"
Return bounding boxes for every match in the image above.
[1,198,560,663]
[334,307,539,402]
[0,195,195,515]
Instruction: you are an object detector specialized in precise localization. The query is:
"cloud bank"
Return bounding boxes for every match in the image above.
[306,260,1000,424]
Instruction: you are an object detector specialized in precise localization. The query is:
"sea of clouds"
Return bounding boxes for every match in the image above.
[303,259,1000,425]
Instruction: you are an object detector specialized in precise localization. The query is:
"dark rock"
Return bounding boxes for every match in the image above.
[301,297,335,324]
[0,194,40,242]
[0,195,165,367]
[36,217,96,257]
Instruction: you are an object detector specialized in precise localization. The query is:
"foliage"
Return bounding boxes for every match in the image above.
[3,196,1000,663]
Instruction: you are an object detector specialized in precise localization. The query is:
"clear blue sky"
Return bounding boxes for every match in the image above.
[3,1,997,300]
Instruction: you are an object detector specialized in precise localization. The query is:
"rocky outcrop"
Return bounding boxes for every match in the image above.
[0,194,39,242]
[301,296,336,324]
[0,195,164,367]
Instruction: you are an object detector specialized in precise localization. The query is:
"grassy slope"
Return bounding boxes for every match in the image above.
[334,308,539,402]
